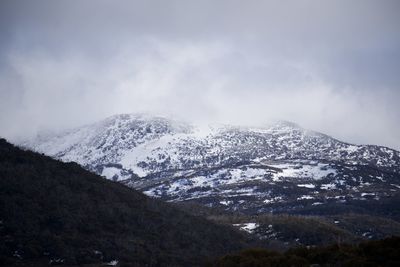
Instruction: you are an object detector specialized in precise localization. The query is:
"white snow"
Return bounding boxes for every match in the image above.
[191,176,209,187]
[297,184,315,188]
[105,260,119,266]
[269,162,337,181]
[343,145,359,154]
[233,223,259,233]
[321,183,337,190]
[297,195,314,200]
[263,196,283,204]
[361,193,375,197]
[220,200,233,206]
[312,202,323,205]
[120,135,182,177]
[101,167,123,180]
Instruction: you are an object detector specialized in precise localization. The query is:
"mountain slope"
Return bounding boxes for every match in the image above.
[0,138,253,266]
[22,114,400,216]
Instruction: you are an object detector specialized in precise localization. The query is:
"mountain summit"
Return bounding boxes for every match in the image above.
[22,114,400,215]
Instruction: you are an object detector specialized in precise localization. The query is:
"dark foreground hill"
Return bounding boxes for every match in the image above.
[0,138,252,266]
[210,236,400,267]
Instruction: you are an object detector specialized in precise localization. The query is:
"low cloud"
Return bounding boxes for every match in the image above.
[0,0,399,149]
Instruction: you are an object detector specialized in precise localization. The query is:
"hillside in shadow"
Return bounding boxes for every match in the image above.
[0,138,253,266]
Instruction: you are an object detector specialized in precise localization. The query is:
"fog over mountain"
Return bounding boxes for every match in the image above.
[0,0,399,149]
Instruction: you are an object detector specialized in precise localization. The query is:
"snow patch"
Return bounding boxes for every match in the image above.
[297,195,314,200]
[321,183,337,190]
[233,223,259,233]
[297,184,315,188]
[105,260,119,266]
[269,162,337,181]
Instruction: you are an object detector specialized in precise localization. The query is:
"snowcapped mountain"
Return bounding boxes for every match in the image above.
[21,113,400,215]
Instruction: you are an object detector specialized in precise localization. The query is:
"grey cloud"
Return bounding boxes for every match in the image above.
[0,0,399,149]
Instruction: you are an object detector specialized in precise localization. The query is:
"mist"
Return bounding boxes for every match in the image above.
[0,0,399,149]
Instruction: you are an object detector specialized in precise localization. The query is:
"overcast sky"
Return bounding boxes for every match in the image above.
[0,0,399,149]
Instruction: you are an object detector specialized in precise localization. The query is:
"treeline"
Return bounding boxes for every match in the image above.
[209,236,400,267]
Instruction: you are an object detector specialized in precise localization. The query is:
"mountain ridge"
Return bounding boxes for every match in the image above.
[22,113,400,170]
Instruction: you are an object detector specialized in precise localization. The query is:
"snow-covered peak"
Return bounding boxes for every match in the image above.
[22,113,400,178]
[20,113,400,214]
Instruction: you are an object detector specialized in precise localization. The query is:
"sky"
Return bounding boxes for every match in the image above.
[0,0,399,149]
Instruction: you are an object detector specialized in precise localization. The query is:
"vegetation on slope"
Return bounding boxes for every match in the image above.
[176,201,400,249]
[210,236,400,267]
[0,138,252,266]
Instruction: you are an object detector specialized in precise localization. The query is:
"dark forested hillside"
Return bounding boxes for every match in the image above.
[209,236,400,267]
[0,138,252,266]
